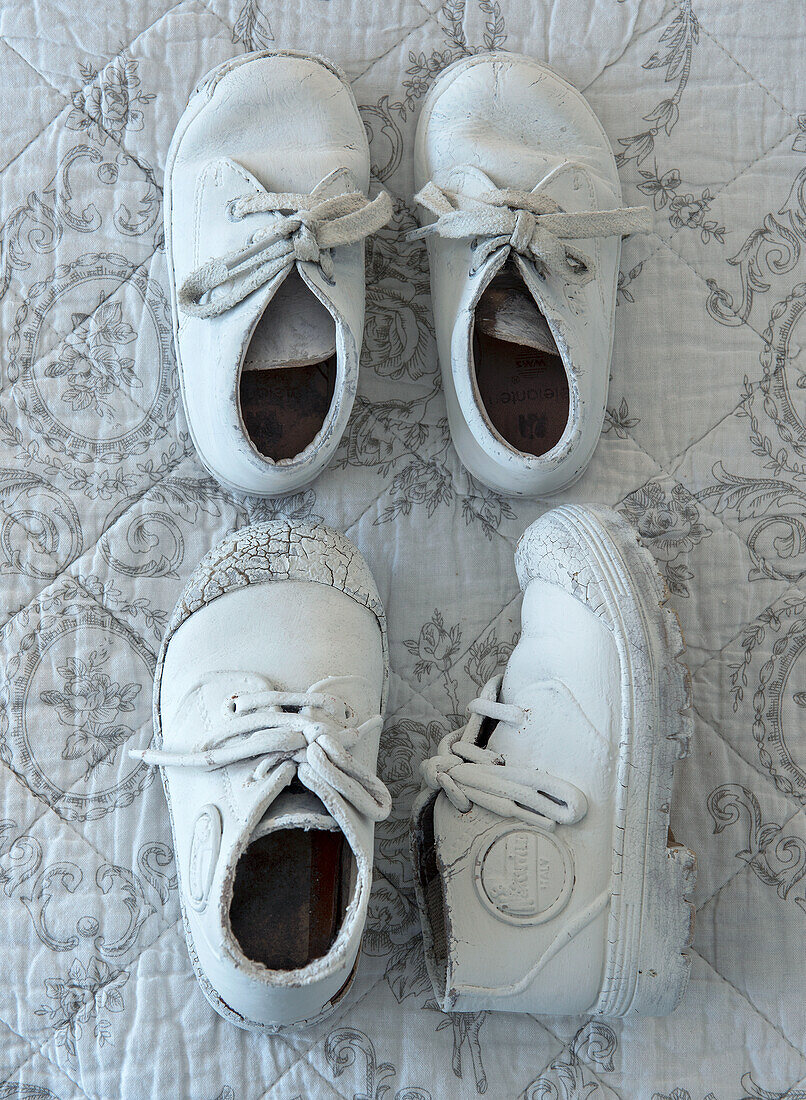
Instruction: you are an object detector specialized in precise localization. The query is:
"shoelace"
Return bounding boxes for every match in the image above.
[420,678,587,829]
[130,689,391,822]
[408,174,651,284]
[178,178,393,319]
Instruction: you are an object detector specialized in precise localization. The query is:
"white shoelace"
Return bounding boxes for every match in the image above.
[420,678,587,829]
[178,178,393,319]
[408,176,651,284]
[131,689,391,822]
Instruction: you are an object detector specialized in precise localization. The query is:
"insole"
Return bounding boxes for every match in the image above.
[473,263,570,457]
[239,271,337,461]
[230,829,346,970]
[474,330,569,456]
[240,358,336,461]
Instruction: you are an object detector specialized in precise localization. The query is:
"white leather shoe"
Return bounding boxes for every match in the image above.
[165,51,392,496]
[412,505,695,1017]
[410,53,651,497]
[131,521,390,1030]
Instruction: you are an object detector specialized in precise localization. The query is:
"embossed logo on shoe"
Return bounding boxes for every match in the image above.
[188,803,222,911]
[474,824,574,925]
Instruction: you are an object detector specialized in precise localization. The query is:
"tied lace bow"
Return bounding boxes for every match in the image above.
[408,178,651,284]
[131,689,391,822]
[178,176,393,319]
[421,679,587,829]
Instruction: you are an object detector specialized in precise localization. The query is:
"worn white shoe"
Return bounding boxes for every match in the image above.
[411,505,695,1017]
[165,51,391,496]
[131,521,390,1030]
[410,53,650,496]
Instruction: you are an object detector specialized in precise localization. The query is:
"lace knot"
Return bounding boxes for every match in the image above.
[130,688,391,823]
[178,175,392,319]
[409,171,651,286]
[510,208,537,255]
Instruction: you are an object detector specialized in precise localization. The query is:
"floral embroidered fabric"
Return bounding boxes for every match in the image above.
[0,0,802,1096]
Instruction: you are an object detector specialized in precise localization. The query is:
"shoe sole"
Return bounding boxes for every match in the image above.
[519,504,695,1016]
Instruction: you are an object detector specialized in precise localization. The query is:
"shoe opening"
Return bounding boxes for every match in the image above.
[472,259,569,456]
[416,802,450,1001]
[239,270,337,461]
[229,826,354,970]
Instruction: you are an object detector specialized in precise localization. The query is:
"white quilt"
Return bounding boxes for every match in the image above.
[0,1,804,1097]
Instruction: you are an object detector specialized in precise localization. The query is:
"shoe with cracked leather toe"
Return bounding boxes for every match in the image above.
[165,50,392,496]
[131,520,390,1030]
[411,504,696,1018]
[409,52,651,496]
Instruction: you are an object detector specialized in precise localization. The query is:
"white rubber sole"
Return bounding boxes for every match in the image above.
[519,505,695,1017]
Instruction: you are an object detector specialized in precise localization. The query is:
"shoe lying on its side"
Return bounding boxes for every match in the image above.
[165,51,392,496]
[410,52,651,496]
[131,521,390,1030]
[411,505,695,1017]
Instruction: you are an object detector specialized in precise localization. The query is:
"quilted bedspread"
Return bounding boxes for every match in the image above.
[0,0,804,1096]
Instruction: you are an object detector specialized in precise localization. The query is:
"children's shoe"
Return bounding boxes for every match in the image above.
[165,51,391,496]
[411,505,695,1017]
[131,521,390,1030]
[410,53,650,496]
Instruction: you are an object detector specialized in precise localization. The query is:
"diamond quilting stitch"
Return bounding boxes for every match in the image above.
[0,0,801,1095]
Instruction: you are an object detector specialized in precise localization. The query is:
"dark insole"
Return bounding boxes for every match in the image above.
[474,330,569,456]
[230,829,346,970]
[240,357,337,462]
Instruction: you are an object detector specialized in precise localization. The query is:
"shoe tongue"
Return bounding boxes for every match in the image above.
[475,270,559,356]
[484,667,533,762]
[250,786,338,843]
[443,166,559,356]
[242,270,336,371]
[233,162,359,372]
[245,673,371,844]
[241,163,353,373]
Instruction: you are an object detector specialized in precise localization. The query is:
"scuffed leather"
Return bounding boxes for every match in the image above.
[412,506,694,1017]
[165,51,372,496]
[151,520,388,1030]
[413,52,625,496]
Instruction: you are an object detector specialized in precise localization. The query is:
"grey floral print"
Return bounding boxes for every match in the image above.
[621,481,711,597]
[523,1022,619,1100]
[232,0,274,51]
[603,396,640,436]
[67,57,154,146]
[464,629,517,690]
[325,1027,432,1100]
[45,301,138,417]
[0,0,800,1094]
[36,956,128,1059]
[708,784,806,910]
[615,1,726,244]
[40,647,142,777]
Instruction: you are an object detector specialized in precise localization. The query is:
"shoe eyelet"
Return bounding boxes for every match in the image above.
[468,265,478,278]
[225,199,241,222]
[470,237,479,252]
